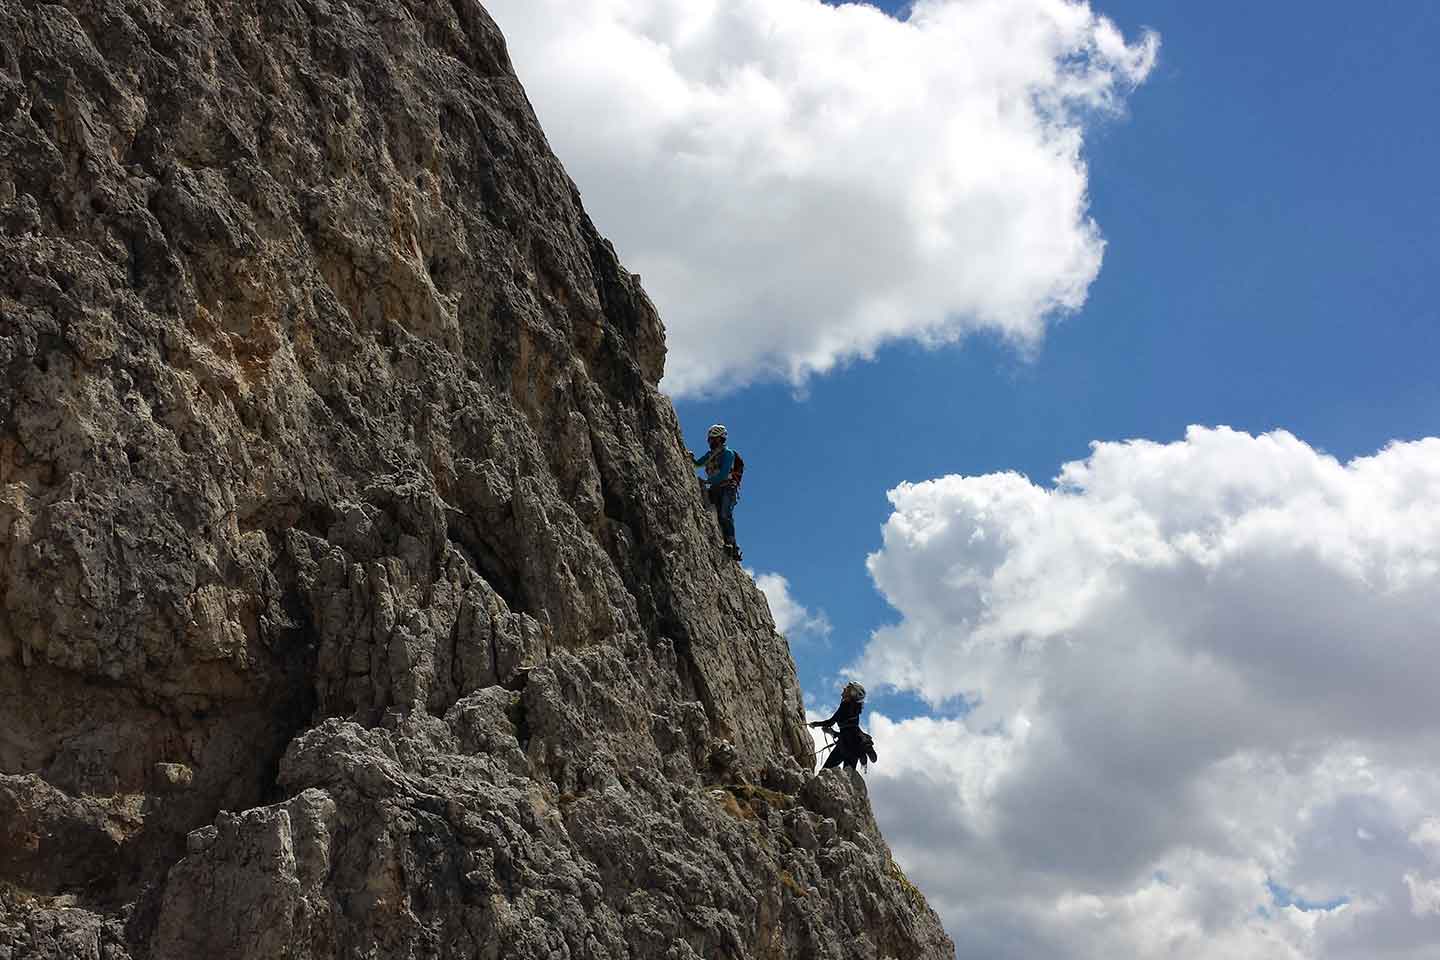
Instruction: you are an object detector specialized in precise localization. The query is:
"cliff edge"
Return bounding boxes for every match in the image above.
[0,2,955,957]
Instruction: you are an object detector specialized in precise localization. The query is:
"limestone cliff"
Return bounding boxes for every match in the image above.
[0,2,955,957]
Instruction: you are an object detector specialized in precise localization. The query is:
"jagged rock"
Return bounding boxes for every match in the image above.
[0,1,953,957]
[0,898,132,960]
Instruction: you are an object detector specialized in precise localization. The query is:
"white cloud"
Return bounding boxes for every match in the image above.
[853,427,1440,958]
[750,569,832,641]
[1404,821,1440,918]
[1411,820,1440,855]
[485,0,1157,395]
[1405,873,1440,918]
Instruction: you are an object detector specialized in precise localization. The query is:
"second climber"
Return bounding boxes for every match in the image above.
[809,681,877,772]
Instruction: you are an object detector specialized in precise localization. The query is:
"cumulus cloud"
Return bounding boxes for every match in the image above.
[751,569,832,642]
[853,427,1440,958]
[485,0,1157,394]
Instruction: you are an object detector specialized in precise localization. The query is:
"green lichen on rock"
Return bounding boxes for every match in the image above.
[889,857,929,914]
[780,870,807,899]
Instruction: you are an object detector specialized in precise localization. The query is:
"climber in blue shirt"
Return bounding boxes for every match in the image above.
[692,424,742,561]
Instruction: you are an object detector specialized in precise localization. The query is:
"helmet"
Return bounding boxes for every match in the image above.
[842,681,866,701]
[707,424,728,441]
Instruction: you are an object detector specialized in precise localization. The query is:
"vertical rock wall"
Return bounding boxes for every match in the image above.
[0,2,954,957]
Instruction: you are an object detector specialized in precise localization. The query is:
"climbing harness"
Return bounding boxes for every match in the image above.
[818,726,838,754]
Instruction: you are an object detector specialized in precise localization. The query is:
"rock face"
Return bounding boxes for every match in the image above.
[0,2,955,958]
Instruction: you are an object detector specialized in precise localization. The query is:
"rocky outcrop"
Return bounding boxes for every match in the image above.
[0,1,954,957]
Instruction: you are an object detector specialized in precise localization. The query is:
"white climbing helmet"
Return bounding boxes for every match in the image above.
[707,424,728,441]
[843,681,866,701]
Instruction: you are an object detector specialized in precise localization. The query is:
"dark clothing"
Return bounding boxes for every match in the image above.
[816,699,871,771]
[816,699,863,730]
[822,725,867,770]
[707,482,737,545]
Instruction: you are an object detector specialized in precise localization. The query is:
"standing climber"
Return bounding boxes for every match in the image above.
[810,681,877,772]
[692,423,743,561]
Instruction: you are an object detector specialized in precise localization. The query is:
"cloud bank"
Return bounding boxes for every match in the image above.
[485,0,1158,394]
[751,569,833,642]
[856,427,1440,958]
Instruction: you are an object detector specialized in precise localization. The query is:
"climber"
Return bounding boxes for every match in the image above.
[692,423,743,561]
[809,681,877,772]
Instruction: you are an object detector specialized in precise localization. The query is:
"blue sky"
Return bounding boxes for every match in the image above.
[676,0,1440,717]
[487,1,1440,954]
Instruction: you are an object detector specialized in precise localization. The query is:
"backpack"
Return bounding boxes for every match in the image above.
[729,450,745,492]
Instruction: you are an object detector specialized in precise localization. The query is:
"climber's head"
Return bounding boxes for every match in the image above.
[842,681,866,702]
[707,424,728,447]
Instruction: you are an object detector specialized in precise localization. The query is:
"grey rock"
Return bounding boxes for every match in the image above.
[0,1,953,958]
[151,764,193,793]
[0,901,131,960]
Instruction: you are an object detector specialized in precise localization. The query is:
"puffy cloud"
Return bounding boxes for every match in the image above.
[485,0,1157,394]
[853,427,1440,958]
[751,569,832,642]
